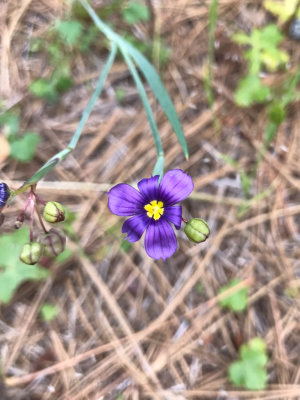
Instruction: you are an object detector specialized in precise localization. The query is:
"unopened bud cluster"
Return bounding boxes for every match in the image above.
[1,182,68,266]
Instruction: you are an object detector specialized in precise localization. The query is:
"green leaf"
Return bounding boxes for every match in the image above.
[234,24,288,73]
[234,75,271,107]
[263,0,299,23]
[29,78,57,101]
[122,1,150,25]
[10,132,40,163]
[229,338,268,390]
[77,0,189,160]
[123,42,189,158]
[40,303,59,321]
[219,278,248,312]
[55,20,83,46]
[0,112,19,136]
[0,228,49,304]
[268,103,286,125]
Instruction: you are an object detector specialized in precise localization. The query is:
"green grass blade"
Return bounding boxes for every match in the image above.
[17,43,117,192]
[121,48,164,176]
[122,43,189,158]
[69,42,117,149]
[153,154,164,178]
[78,0,189,159]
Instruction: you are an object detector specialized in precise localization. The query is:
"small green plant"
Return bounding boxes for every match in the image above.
[40,303,59,321]
[229,337,268,390]
[29,18,98,101]
[0,112,40,163]
[0,228,49,303]
[122,1,150,25]
[219,278,248,312]
[233,24,288,107]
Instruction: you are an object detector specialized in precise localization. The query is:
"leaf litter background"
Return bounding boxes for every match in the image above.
[0,0,300,399]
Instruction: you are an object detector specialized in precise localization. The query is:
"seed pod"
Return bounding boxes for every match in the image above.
[38,228,66,257]
[43,201,65,223]
[184,218,210,243]
[20,242,44,265]
[0,182,10,209]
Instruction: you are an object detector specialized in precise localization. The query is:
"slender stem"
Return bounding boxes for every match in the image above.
[182,217,187,224]
[120,48,164,174]
[35,205,48,234]
[68,42,117,150]
[29,192,36,242]
[14,43,117,195]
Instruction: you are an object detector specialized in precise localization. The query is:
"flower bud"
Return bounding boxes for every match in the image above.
[184,218,210,243]
[20,242,44,265]
[43,201,65,223]
[38,228,66,257]
[0,182,10,209]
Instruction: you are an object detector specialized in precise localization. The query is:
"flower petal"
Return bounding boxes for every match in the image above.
[137,175,159,202]
[122,214,150,242]
[145,218,177,260]
[108,183,144,216]
[159,169,194,206]
[164,205,182,230]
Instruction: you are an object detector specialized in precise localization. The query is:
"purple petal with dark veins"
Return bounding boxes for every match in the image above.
[159,169,194,206]
[122,213,150,242]
[145,218,177,260]
[108,183,145,216]
[164,205,182,230]
[137,175,159,202]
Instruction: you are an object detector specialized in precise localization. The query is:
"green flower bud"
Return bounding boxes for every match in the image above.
[184,218,210,243]
[20,242,44,265]
[43,201,65,223]
[38,228,66,257]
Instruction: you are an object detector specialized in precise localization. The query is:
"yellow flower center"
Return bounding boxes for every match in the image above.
[144,200,164,220]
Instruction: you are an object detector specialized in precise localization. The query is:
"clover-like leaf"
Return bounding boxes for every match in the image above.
[219,278,248,312]
[0,228,49,303]
[234,75,271,107]
[229,338,268,390]
[10,132,40,163]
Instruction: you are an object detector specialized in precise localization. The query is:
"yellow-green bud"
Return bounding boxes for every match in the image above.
[184,218,210,243]
[19,242,44,265]
[43,201,65,223]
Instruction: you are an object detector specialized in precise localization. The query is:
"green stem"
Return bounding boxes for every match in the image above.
[15,43,117,195]
[69,42,117,149]
[120,48,164,176]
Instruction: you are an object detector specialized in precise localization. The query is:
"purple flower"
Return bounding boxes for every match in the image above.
[107,169,194,260]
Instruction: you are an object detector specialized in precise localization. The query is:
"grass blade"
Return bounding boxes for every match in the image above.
[121,48,164,177]
[78,0,189,159]
[17,43,117,193]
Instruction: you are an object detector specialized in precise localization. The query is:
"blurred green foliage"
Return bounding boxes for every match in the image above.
[263,0,300,23]
[219,278,248,312]
[0,111,40,163]
[122,1,150,25]
[29,18,98,102]
[0,228,49,304]
[40,303,59,321]
[229,338,268,390]
[233,24,288,107]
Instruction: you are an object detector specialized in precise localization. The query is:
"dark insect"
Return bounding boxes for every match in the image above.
[0,182,10,209]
